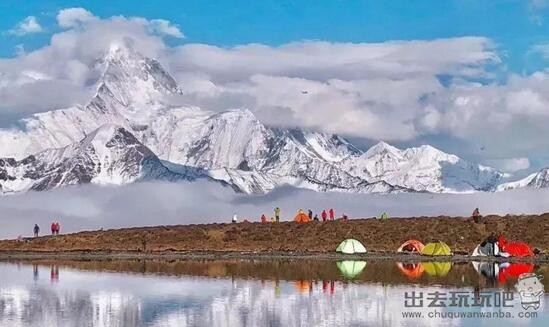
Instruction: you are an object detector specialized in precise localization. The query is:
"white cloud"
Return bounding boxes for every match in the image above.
[2,8,549,166]
[164,38,496,140]
[57,7,97,28]
[485,157,531,173]
[148,19,184,38]
[0,9,170,119]
[167,38,497,83]
[7,16,43,36]
[532,43,549,59]
[1,182,549,239]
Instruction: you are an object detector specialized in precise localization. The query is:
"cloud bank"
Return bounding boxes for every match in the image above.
[1,182,549,239]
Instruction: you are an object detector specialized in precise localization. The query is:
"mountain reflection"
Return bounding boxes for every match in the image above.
[0,260,547,327]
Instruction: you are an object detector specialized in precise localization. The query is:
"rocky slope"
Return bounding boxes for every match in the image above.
[0,125,209,194]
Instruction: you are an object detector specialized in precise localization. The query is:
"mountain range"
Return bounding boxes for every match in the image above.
[0,44,546,195]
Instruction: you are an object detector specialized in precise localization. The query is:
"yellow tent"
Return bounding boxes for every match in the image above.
[422,262,452,277]
[421,241,452,256]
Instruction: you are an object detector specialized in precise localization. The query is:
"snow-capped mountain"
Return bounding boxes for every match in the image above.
[0,125,208,194]
[341,142,504,193]
[496,168,549,191]
[0,45,509,194]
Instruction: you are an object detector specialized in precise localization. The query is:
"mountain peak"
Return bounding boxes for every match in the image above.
[403,144,458,162]
[84,124,132,144]
[105,42,138,61]
[364,141,402,158]
[86,45,181,117]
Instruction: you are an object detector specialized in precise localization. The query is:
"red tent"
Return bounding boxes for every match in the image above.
[498,236,534,257]
[498,263,535,284]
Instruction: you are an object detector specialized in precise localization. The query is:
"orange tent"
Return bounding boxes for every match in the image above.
[396,262,425,279]
[294,212,310,223]
[397,240,425,253]
[294,280,311,293]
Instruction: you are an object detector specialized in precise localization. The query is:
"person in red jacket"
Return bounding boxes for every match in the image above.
[51,222,56,235]
[321,210,327,221]
[329,208,335,220]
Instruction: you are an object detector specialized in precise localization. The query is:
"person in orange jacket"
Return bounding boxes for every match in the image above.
[329,208,335,220]
[321,210,327,221]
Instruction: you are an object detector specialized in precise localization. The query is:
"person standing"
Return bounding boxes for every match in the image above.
[321,210,327,222]
[274,207,281,222]
[51,222,56,235]
[55,222,61,235]
[232,213,238,223]
[472,208,481,223]
[33,224,40,237]
[308,209,313,221]
[329,208,335,221]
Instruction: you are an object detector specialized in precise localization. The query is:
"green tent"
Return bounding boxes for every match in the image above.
[337,261,367,279]
[421,241,452,256]
[336,239,367,254]
[422,262,452,277]
[379,212,389,220]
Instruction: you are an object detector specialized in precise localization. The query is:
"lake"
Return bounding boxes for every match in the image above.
[0,259,547,326]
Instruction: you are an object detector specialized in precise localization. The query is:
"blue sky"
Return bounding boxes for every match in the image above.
[1,0,548,73]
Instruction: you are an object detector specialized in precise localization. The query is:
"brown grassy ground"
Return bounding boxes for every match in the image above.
[1,214,548,254]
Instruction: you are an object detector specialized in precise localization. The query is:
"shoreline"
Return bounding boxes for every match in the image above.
[1,251,548,262]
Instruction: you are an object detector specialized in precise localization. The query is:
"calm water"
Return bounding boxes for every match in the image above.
[0,259,547,327]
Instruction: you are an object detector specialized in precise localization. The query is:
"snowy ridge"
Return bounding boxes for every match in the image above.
[341,142,503,193]
[0,125,211,194]
[496,168,549,191]
[0,44,527,195]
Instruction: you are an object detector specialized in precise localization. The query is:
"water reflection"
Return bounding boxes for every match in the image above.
[472,261,536,286]
[336,260,366,279]
[0,259,547,327]
[50,265,59,283]
[397,262,424,279]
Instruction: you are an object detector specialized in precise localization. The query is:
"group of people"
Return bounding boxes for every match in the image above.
[241,206,483,224]
[304,208,336,221]
[256,207,340,223]
[32,221,61,237]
